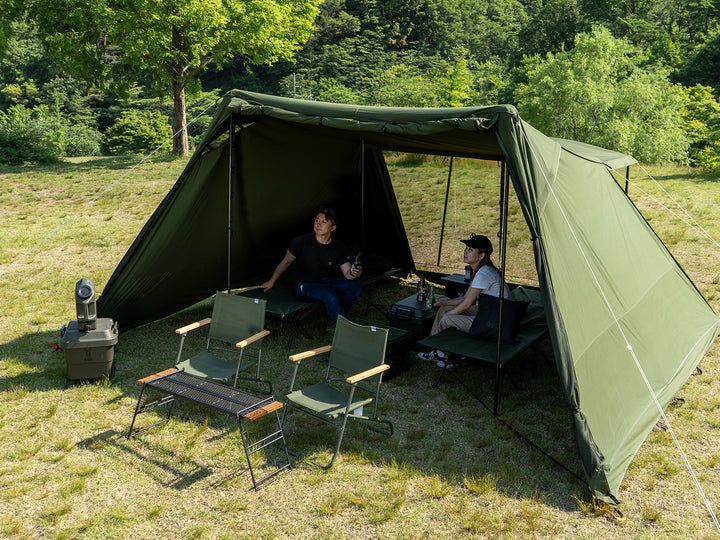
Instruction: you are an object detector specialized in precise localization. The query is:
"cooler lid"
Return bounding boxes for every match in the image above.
[60,318,119,348]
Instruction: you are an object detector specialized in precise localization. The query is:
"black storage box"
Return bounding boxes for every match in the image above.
[60,318,118,381]
[387,294,446,340]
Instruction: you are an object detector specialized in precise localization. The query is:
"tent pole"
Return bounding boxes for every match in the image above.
[625,166,630,195]
[437,156,454,266]
[493,160,510,415]
[361,139,365,249]
[227,114,235,293]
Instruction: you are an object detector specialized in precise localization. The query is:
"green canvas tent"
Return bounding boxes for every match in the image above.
[98,89,720,505]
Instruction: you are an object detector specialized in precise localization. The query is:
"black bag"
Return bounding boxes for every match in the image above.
[468,294,529,344]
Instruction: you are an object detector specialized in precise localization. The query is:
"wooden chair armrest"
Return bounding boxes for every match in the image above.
[236,329,270,348]
[289,345,332,362]
[346,363,390,384]
[175,318,212,335]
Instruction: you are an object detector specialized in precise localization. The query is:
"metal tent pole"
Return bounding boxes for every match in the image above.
[437,157,454,266]
[227,114,235,293]
[625,166,630,195]
[493,160,510,415]
[361,140,365,249]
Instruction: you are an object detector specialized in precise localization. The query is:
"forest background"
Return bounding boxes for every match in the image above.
[3,0,720,167]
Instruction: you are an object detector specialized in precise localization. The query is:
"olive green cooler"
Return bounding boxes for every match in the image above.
[60,318,118,381]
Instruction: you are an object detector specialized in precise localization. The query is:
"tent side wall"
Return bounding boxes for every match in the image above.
[97,141,233,329]
[499,119,720,501]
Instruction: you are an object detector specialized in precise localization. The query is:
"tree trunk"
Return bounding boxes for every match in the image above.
[171,22,188,156]
[172,78,188,156]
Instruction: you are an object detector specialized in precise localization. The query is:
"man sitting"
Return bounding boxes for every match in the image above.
[261,207,362,324]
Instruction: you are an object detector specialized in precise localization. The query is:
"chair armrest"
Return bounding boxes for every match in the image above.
[236,329,270,348]
[175,318,212,335]
[289,345,332,362]
[346,363,390,384]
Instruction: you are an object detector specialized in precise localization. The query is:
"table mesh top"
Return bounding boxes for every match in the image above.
[146,371,274,415]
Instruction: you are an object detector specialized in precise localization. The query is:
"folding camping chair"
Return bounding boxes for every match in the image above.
[175,292,272,395]
[281,316,393,469]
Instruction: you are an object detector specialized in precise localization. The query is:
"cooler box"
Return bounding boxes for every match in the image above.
[387,294,446,340]
[60,318,118,381]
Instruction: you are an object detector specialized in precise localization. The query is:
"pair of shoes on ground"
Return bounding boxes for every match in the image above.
[417,350,452,368]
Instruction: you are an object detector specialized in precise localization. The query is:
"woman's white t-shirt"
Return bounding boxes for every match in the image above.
[470,265,509,298]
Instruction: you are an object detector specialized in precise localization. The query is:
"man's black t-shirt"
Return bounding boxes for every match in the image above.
[288,233,351,289]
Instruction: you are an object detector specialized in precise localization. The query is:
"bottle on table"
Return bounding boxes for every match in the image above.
[426,284,436,312]
[416,277,427,304]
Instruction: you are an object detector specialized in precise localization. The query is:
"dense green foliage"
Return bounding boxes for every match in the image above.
[3,0,720,165]
[102,110,173,156]
[516,28,689,164]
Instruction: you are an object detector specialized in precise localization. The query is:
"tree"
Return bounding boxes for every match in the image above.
[682,84,720,168]
[672,32,720,95]
[515,27,689,163]
[0,0,24,56]
[516,0,587,59]
[439,59,471,107]
[28,0,321,156]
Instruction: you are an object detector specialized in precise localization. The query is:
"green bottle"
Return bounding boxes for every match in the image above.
[426,284,436,312]
[351,251,362,272]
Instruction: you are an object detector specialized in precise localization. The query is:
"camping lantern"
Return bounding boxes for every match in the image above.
[75,277,97,331]
[60,278,118,383]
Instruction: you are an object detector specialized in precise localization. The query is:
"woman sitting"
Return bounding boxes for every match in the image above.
[418,234,508,364]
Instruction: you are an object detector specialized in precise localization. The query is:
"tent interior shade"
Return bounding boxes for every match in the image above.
[97,90,720,507]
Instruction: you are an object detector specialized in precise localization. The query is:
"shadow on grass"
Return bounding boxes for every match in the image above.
[1,279,588,509]
[642,168,720,184]
[77,429,215,490]
[0,154,184,176]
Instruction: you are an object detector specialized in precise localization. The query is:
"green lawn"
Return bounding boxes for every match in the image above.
[1,155,719,538]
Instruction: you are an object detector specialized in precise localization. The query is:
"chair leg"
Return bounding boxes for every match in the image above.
[235,375,273,396]
[277,401,347,470]
[432,364,449,388]
[278,403,393,470]
[368,416,394,436]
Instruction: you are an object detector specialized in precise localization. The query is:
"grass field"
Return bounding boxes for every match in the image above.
[1,154,720,539]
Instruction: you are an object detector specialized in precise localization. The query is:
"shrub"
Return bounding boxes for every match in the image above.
[102,109,172,156]
[64,123,102,157]
[0,104,61,165]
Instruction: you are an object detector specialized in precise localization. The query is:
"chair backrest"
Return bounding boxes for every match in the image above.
[329,316,388,377]
[209,292,266,344]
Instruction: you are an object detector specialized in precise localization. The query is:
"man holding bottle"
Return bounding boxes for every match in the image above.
[260,207,363,323]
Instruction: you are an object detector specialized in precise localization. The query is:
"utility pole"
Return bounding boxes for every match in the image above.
[287,73,313,100]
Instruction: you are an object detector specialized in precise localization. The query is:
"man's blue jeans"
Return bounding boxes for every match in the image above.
[295,277,362,322]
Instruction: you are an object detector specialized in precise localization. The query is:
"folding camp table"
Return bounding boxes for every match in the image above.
[127,368,291,490]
